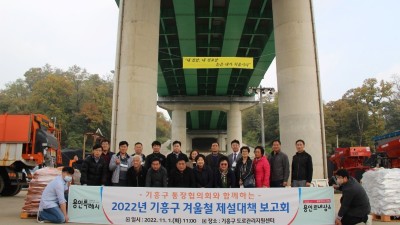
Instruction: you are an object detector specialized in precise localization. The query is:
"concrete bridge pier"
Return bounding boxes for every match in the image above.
[272,0,327,178]
[111,0,160,155]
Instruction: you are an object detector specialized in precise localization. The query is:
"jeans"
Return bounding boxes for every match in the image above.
[39,206,65,223]
[292,180,307,187]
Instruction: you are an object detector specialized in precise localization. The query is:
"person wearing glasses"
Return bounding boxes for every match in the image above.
[213,156,236,188]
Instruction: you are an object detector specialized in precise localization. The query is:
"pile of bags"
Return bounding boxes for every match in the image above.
[362,168,400,215]
[21,167,81,215]
[21,167,61,215]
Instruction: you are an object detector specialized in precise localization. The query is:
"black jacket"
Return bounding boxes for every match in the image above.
[338,177,371,218]
[268,151,290,182]
[145,166,168,187]
[145,153,166,170]
[126,166,147,187]
[166,152,189,172]
[193,165,214,188]
[205,153,225,171]
[234,157,253,187]
[291,151,313,183]
[80,155,108,185]
[168,167,196,187]
[213,169,236,188]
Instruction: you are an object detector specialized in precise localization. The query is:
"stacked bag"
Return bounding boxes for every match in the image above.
[21,167,81,215]
[362,168,400,215]
[21,167,61,215]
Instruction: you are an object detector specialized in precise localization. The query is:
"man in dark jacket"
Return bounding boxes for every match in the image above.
[166,140,189,172]
[168,156,196,187]
[145,141,166,170]
[127,155,147,187]
[100,139,114,186]
[145,158,168,187]
[268,140,290,187]
[205,141,225,172]
[80,144,108,186]
[335,169,371,225]
[291,139,313,187]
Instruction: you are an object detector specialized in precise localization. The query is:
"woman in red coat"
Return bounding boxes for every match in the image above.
[253,146,270,187]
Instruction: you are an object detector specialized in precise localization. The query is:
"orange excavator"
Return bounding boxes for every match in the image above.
[0,114,62,196]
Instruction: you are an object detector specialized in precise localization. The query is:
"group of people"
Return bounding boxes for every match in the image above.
[37,137,371,225]
[76,138,313,189]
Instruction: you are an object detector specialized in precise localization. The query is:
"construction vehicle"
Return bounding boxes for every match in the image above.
[328,130,400,184]
[373,130,400,168]
[0,114,62,196]
[329,147,372,181]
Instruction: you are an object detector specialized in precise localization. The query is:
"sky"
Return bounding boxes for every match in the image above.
[0,0,399,103]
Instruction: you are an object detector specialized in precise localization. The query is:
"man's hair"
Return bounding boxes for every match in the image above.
[134,142,142,146]
[176,154,188,163]
[92,144,102,150]
[119,141,129,147]
[132,155,142,161]
[296,139,305,145]
[254,146,265,155]
[231,139,240,145]
[62,166,75,175]
[151,157,161,164]
[101,139,110,144]
[211,140,219,146]
[152,140,161,147]
[271,139,281,145]
[336,169,349,179]
[240,146,250,153]
[172,140,181,146]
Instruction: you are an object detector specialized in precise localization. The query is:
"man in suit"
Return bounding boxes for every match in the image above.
[227,139,241,171]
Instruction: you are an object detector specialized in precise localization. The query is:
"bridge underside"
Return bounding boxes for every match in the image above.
[116,0,275,131]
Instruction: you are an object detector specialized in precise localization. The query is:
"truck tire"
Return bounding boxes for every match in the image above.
[0,183,22,196]
[0,176,4,193]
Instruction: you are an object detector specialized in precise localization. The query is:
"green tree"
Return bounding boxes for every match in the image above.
[156,112,171,143]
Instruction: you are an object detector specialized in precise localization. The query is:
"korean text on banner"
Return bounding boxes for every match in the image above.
[68,186,335,225]
[183,57,253,69]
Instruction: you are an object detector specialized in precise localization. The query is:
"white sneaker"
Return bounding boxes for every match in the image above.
[36,212,44,223]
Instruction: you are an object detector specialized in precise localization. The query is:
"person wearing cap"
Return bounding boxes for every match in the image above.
[145,157,168,187]
[166,140,189,172]
[335,169,371,225]
[168,155,196,187]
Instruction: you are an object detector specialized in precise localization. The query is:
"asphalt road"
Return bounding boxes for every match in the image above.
[1,190,398,225]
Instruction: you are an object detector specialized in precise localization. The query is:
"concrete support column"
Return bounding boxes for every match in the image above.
[272,0,326,178]
[111,0,161,155]
[227,103,242,152]
[186,136,192,153]
[171,109,187,151]
[218,134,227,152]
